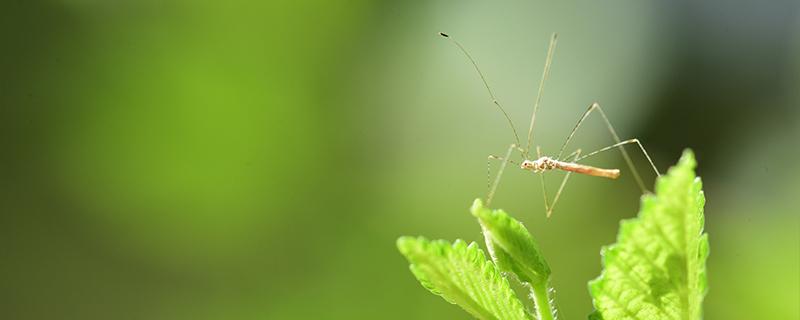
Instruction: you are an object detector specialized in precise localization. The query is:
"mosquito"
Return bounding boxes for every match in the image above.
[439,31,661,217]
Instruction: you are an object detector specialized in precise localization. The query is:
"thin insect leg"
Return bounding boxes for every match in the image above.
[487,144,519,206]
[536,146,552,215]
[555,102,657,193]
[488,155,519,165]
[546,149,582,218]
[524,32,558,159]
[575,138,660,179]
[559,149,580,161]
[487,153,518,196]
[487,145,527,202]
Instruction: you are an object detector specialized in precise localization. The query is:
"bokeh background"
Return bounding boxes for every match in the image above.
[2,0,798,319]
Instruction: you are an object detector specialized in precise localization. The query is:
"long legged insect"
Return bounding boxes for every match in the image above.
[440,32,661,217]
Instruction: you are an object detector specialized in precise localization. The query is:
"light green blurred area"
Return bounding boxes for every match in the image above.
[1,1,798,319]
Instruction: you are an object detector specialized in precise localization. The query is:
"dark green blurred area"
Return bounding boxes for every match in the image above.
[1,1,797,319]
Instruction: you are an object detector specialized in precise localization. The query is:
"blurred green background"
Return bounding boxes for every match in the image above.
[1,0,798,319]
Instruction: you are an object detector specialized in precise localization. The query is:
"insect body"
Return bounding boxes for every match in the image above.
[441,32,661,217]
[522,157,620,179]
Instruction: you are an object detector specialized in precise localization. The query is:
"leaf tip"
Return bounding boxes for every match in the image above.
[396,236,413,252]
[397,236,428,257]
[678,148,697,168]
[470,198,485,218]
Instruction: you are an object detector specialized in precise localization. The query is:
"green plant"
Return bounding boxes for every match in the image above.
[397,149,708,319]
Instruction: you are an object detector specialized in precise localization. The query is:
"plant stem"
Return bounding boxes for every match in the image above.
[530,279,557,320]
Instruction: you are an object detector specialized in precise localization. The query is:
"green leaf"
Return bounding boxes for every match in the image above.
[588,149,709,320]
[470,198,550,283]
[471,199,557,320]
[588,310,605,320]
[397,236,530,320]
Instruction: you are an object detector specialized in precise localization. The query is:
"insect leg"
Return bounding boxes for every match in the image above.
[524,32,558,159]
[545,149,581,218]
[535,146,553,216]
[555,102,659,193]
[486,143,520,206]
[575,138,660,179]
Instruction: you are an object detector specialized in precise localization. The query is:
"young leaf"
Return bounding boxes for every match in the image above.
[470,198,550,283]
[589,149,709,320]
[397,237,531,320]
[471,199,558,320]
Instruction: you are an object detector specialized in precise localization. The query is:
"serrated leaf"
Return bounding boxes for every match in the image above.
[471,199,558,320]
[397,236,531,320]
[471,199,550,283]
[589,149,709,320]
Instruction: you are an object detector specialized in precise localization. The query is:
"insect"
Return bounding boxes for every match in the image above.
[440,32,661,217]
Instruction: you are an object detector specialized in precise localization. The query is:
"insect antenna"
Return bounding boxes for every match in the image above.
[440,32,521,147]
[524,32,558,159]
